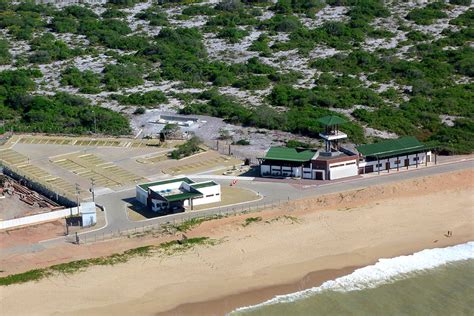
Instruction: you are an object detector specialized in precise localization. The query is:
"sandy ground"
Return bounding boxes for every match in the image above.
[0,169,473,316]
[0,221,65,249]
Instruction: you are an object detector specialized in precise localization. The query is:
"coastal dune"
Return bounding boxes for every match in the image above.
[1,169,473,316]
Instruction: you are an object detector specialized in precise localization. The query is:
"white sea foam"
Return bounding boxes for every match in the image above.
[230,241,474,314]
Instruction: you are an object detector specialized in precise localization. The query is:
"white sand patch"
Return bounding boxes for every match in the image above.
[364,127,398,139]
[300,5,348,29]
[205,30,262,63]
[440,114,463,127]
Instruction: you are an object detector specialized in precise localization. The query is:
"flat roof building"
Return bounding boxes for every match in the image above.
[356,136,431,174]
[258,116,432,181]
[136,177,221,214]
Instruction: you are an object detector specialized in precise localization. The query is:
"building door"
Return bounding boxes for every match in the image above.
[404,159,409,167]
[365,165,374,173]
[315,171,323,180]
[385,161,390,170]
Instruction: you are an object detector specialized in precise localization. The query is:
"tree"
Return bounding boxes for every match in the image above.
[160,123,180,141]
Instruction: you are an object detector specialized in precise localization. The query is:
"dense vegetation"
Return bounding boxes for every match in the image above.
[0,0,472,153]
[0,69,130,135]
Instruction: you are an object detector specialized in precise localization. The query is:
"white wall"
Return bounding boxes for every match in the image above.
[0,207,79,230]
[193,185,221,206]
[329,163,358,180]
[364,152,430,172]
[261,165,302,177]
[136,186,148,205]
[82,213,97,227]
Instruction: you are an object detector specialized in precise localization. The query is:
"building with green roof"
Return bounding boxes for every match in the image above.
[136,178,221,213]
[258,116,432,180]
[356,136,432,174]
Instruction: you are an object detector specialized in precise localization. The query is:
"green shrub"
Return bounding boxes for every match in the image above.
[449,0,471,5]
[133,107,146,115]
[103,63,144,91]
[61,67,101,94]
[111,90,168,106]
[217,27,249,43]
[0,40,11,65]
[233,75,271,90]
[286,140,313,148]
[406,2,448,25]
[235,139,250,145]
[170,136,203,159]
[28,33,82,64]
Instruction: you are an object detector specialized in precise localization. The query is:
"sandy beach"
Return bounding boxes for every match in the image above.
[1,169,473,316]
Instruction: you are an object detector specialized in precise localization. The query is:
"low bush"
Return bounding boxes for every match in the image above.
[111,90,168,106]
[170,136,203,159]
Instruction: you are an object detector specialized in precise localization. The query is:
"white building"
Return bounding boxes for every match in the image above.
[259,116,432,181]
[356,136,432,174]
[136,177,221,213]
[80,202,96,227]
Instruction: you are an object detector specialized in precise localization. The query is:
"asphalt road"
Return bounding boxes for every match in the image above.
[30,158,472,248]
[87,159,474,237]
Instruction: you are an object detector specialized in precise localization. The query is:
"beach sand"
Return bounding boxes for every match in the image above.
[1,169,473,316]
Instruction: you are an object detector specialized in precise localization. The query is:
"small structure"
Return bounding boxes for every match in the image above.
[80,202,96,227]
[357,136,431,174]
[157,115,199,127]
[136,177,221,213]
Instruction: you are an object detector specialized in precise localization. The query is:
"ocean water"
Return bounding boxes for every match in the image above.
[231,242,474,316]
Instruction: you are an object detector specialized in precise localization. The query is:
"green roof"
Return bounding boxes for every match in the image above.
[164,192,202,202]
[263,147,315,162]
[357,136,426,159]
[317,115,347,126]
[138,177,193,191]
[191,181,218,189]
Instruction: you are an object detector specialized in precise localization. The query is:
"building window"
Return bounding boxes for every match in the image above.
[215,193,220,196]
[376,163,382,168]
[330,163,345,168]
[345,162,356,165]
[395,160,401,164]
[206,194,214,197]
[413,157,419,161]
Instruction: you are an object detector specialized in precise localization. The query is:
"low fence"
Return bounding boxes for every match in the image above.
[0,207,78,230]
[205,140,261,165]
[1,164,76,207]
[71,198,291,244]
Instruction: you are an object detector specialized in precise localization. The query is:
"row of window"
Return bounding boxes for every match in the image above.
[330,161,356,168]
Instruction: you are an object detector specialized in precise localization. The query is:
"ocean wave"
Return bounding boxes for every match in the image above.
[230,241,474,314]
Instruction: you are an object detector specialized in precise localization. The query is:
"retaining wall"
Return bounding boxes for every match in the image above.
[0,207,79,230]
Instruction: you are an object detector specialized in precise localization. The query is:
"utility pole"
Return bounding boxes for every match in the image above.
[92,110,97,134]
[75,183,81,216]
[90,178,95,202]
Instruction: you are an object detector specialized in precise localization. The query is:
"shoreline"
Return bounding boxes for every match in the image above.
[0,169,472,316]
[159,238,472,316]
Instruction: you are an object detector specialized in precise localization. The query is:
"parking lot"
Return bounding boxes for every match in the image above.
[1,135,245,204]
[52,153,144,187]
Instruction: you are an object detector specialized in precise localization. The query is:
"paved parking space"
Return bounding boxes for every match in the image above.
[16,136,161,148]
[0,148,29,166]
[51,153,145,188]
[0,149,78,198]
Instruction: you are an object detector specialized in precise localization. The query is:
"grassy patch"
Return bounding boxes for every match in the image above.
[159,237,218,255]
[243,216,263,227]
[0,269,52,286]
[174,214,226,232]
[0,238,212,286]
